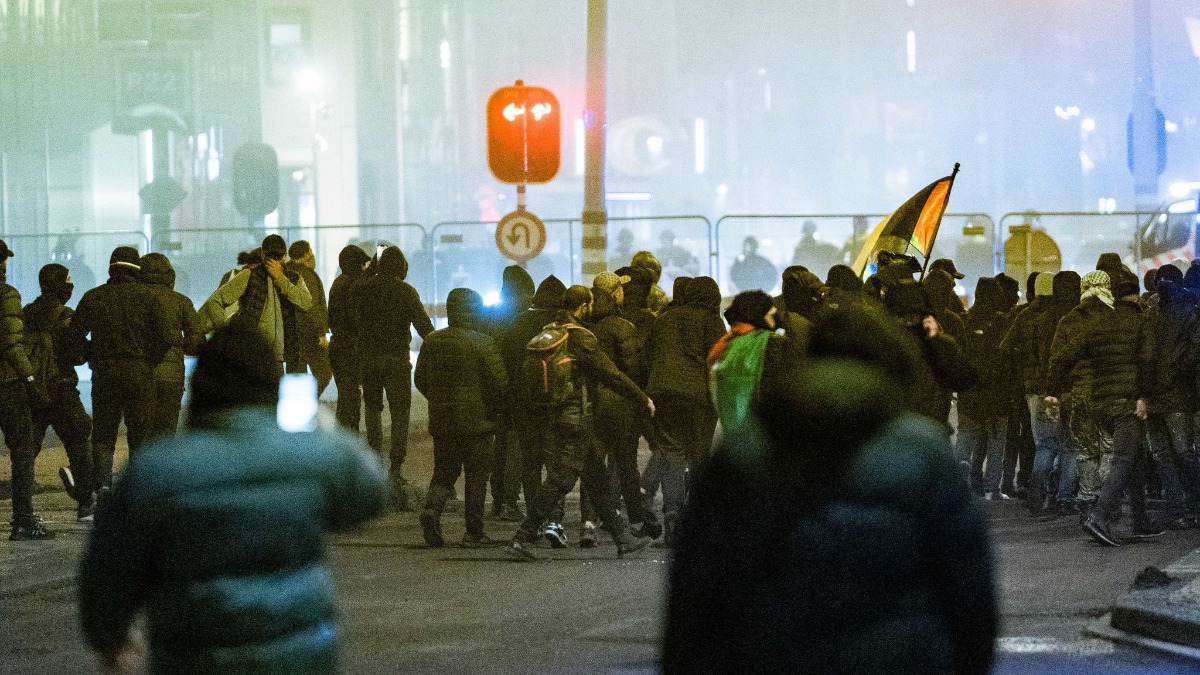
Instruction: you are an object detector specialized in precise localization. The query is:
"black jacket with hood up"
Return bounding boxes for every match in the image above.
[498,275,567,386]
[140,253,204,383]
[351,247,434,362]
[645,276,727,401]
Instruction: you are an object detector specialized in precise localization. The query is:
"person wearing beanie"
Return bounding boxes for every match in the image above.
[139,253,204,443]
[26,263,96,522]
[199,234,313,376]
[508,285,655,561]
[0,240,57,540]
[415,288,508,548]
[285,240,333,396]
[79,326,386,674]
[1045,269,1113,524]
[327,244,372,432]
[350,245,435,501]
[1048,267,1160,546]
[67,246,172,491]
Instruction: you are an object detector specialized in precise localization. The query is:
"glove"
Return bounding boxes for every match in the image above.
[24,376,50,410]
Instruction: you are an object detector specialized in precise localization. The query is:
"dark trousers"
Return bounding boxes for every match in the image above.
[1003,400,1036,492]
[424,433,493,538]
[490,425,524,510]
[330,339,362,433]
[149,379,184,442]
[515,409,548,507]
[91,363,156,488]
[1145,412,1200,516]
[518,401,625,539]
[1095,403,1149,525]
[362,355,412,477]
[289,343,333,396]
[0,380,37,522]
[655,395,718,522]
[597,404,649,524]
[33,385,94,503]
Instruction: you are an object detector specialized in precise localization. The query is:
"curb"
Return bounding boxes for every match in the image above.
[1085,547,1200,658]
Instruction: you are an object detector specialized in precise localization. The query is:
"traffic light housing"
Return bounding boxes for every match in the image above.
[487,83,560,184]
[232,142,280,219]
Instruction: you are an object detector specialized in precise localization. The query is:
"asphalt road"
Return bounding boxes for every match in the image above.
[3,491,1200,674]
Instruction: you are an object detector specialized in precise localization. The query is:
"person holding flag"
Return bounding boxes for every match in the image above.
[853,164,961,281]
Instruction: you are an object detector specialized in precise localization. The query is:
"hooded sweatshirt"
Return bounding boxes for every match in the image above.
[140,253,204,383]
[498,275,567,385]
[484,265,536,338]
[327,245,372,358]
[351,247,434,361]
[958,278,1011,419]
[645,276,727,401]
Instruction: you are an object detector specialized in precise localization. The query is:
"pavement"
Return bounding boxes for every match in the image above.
[6,405,1200,672]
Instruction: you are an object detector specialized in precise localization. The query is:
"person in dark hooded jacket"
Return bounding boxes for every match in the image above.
[481,265,535,518]
[775,266,823,356]
[664,304,997,675]
[415,288,508,548]
[644,276,727,544]
[352,246,434,492]
[957,278,1012,497]
[67,246,173,489]
[26,263,96,521]
[327,245,371,432]
[497,275,567,515]
[140,253,203,441]
[921,268,966,342]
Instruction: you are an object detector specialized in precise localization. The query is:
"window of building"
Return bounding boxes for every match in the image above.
[267,9,310,85]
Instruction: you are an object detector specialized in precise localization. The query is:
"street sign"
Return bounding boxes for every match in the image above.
[487,82,561,184]
[114,53,193,133]
[496,210,547,263]
[139,177,188,214]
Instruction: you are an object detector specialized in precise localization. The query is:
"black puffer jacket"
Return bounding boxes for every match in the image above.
[958,279,1011,420]
[67,269,171,372]
[351,248,434,361]
[1032,272,1082,391]
[645,276,727,402]
[498,275,566,386]
[414,289,508,438]
[327,245,371,358]
[23,294,81,389]
[1046,296,1110,398]
[483,265,536,338]
[0,283,34,384]
[1048,298,1151,404]
[141,254,204,383]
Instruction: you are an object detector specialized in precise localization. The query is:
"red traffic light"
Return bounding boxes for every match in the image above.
[487,82,560,184]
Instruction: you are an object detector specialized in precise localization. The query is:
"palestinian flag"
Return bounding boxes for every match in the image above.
[852,163,960,278]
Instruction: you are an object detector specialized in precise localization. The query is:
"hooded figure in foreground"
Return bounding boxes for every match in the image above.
[79,326,386,674]
[664,303,997,675]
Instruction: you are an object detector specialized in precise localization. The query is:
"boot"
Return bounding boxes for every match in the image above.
[612,530,652,558]
[1025,483,1046,516]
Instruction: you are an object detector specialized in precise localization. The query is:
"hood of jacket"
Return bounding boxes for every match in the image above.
[782,267,823,318]
[1052,271,1082,307]
[446,288,483,329]
[826,265,863,293]
[591,288,622,321]
[378,246,408,279]
[501,265,535,313]
[531,275,567,310]
[139,252,176,289]
[971,277,1005,316]
[339,245,371,274]
[616,266,654,309]
[921,268,958,314]
[685,276,723,314]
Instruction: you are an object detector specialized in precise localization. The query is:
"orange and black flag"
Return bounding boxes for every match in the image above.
[852,163,960,278]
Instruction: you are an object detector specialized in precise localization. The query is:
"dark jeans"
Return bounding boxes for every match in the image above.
[33,385,94,503]
[149,379,184,442]
[0,379,37,521]
[515,408,549,507]
[1003,400,1035,492]
[91,363,156,488]
[518,400,625,539]
[655,395,718,523]
[424,433,493,538]
[362,355,412,477]
[1095,401,1149,525]
[597,403,648,524]
[1028,394,1077,503]
[958,414,1008,494]
[330,339,362,433]
[490,425,524,510]
[1145,411,1200,516]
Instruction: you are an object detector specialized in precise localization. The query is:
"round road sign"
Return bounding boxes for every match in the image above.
[496,209,547,262]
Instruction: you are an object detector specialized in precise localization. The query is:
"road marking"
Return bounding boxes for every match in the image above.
[997,637,1115,656]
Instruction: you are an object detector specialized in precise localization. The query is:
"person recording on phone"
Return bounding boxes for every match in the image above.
[80,326,387,675]
[198,234,313,379]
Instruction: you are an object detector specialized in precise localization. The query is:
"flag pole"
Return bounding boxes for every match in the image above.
[918,162,961,282]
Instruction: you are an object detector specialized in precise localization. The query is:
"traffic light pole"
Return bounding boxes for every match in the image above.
[581,0,608,284]
[150,126,171,251]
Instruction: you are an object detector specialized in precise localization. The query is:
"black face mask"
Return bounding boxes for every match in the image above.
[57,283,73,305]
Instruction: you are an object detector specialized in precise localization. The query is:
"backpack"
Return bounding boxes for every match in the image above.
[523,322,577,406]
[23,304,65,388]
